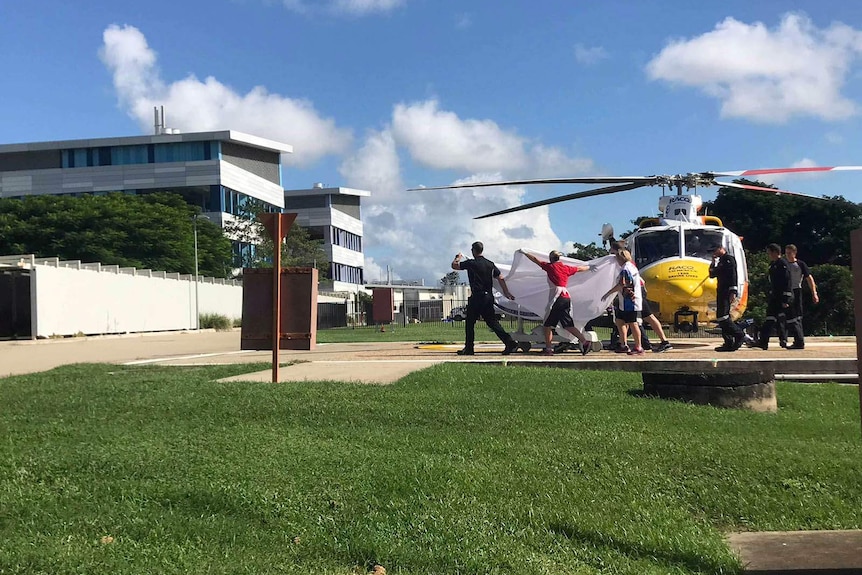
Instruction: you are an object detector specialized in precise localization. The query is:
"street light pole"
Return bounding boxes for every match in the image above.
[194,214,200,330]
[192,213,212,330]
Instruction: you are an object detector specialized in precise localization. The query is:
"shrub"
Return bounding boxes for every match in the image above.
[199,313,233,331]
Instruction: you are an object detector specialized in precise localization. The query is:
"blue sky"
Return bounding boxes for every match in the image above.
[3,0,862,283]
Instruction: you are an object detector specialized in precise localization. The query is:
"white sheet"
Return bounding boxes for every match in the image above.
[493,248,619,331]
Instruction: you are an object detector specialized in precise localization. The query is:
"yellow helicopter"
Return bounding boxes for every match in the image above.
[411,166,860,332]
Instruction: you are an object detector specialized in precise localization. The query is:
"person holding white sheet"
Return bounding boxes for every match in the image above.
[518,249,592,356]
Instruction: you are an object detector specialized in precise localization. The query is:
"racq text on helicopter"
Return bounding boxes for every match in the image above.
[410,166,862,332]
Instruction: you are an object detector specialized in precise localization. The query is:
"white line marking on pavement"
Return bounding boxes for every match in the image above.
[123,350,258,365]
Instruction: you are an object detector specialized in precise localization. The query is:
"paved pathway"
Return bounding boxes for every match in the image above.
[0,331,858,383]
[727,530,862,574]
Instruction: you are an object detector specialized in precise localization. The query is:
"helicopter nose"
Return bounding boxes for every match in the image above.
[666,278,707,298]
[640,261,713,299]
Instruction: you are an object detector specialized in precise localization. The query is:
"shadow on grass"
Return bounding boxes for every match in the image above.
[549,523,736,574]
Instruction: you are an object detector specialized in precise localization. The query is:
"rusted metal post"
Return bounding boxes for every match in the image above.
[258,213,297,383]
[851,229,862,438]
[271,215,282,383]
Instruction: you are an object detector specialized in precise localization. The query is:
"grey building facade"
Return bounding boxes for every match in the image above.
[0,130,293,265]
[284,185,368,293]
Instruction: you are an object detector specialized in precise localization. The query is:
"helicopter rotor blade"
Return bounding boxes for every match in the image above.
[407,176,655,192]
[714,180,820,198]
[474,181,649,220]
[711,165,862,178]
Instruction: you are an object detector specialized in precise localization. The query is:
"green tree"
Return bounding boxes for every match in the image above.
[804,264,854,335]
[566,241,609,260]
[223,198,329,276]
[440,271,460,286]
[741,250,854,336]
[0,193,232,277]
[706,184,862,265]
[741,248,770,327]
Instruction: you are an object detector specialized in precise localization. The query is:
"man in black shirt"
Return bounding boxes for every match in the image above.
[752,243,792,350]
[452,241,518,356]
[709,245,745,352]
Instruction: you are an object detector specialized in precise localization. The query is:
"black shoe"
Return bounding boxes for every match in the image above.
[654,341,673,353]
[457,348,474,356]
[786,343,805,350]
[779,341,787,348]
[749,342,768,350]
[580,341,591,356]
[553,342,574,353]
[715,345,735,352]
[502,341,518,355]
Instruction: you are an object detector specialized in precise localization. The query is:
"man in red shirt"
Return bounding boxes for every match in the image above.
[519,249,592,356]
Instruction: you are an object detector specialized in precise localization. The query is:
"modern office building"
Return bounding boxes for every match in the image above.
[284,184,368,293]
[0,129,293,265]
[0,126,371,292]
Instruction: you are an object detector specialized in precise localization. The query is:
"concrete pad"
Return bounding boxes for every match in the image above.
[219,359,445,385]
[727,530,862,573]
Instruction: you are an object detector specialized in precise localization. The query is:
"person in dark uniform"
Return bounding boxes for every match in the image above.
[451,241,518,356]
[752,243,792,350]
[708,244,746,352]
[781,244,819,349]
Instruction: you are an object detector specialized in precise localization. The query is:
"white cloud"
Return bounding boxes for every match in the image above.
[282,0,405,16]
[99,24,352,167]
[646,13,862,123]
[391,100,530,173]
[574,44,608,66]
[339,128,402,202]
[390,99,595,177]
[362,256,397,283]
[339,108,582,281]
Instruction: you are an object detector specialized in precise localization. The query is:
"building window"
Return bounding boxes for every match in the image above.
[284,196,327,209]
[232,241,257,268]
[111,145,149,165]
[153,142,208,163]
[331,227,362,252]
[330,263,364,284]
[62,142,212,168]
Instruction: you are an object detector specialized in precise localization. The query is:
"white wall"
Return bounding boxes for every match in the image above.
[30,264,242,338]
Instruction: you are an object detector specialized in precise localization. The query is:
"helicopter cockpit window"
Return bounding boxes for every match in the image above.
[633,230,680,268]
[684,230,724,260]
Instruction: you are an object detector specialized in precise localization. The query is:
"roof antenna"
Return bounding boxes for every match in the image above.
[153,106,180,135]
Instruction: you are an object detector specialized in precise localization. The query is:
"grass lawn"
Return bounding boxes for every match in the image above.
[1,363,860,574]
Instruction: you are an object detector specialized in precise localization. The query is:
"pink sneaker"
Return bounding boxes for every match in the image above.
[627,347,645,356]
